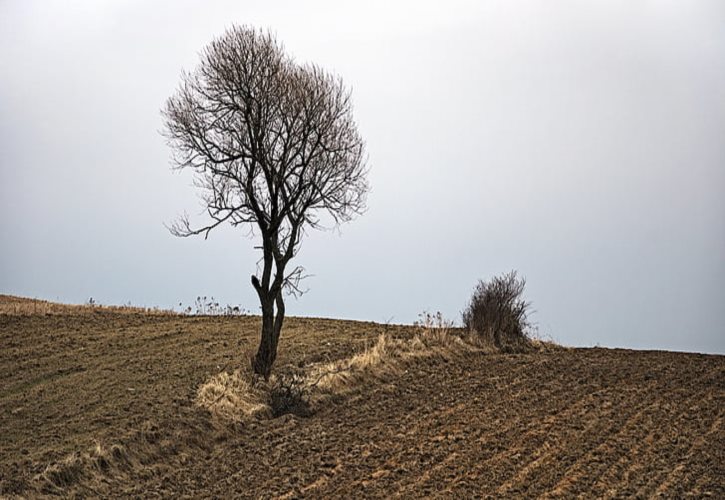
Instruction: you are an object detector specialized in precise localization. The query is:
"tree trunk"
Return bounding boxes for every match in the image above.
[271,292,285,361]
[250,244,288,378]
[253,297,276,379]
[252,290,286,379]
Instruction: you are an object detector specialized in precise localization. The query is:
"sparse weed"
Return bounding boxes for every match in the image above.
[178,296,248,316]
[414,310,455,331]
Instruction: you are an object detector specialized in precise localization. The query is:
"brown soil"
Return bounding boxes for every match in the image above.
[1,296,723,498]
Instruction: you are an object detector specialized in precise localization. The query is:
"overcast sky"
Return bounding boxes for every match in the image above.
[1,0,723,353]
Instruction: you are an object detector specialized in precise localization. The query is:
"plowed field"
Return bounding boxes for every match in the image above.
[1,297,722,498]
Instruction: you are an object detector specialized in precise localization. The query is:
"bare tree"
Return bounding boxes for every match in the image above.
[162,26,368,378]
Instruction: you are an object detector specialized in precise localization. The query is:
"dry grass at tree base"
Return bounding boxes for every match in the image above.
[196,370,272,422]
[196,314,550,422]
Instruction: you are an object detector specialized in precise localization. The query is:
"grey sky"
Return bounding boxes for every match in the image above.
[1,0,724,353]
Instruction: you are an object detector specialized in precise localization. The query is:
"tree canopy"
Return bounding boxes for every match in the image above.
[163,26,369,377]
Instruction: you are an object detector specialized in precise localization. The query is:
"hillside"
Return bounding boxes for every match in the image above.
[1,296,723,497]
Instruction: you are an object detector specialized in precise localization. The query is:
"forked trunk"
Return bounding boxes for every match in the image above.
[252,294,285,379]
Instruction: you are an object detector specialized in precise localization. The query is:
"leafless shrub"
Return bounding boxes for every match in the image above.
[462,271,532,352]
[268,372,312,418]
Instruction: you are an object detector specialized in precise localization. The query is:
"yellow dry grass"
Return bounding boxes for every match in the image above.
[305,333,405,391]
[34,442,131,495]
[195,370,272,421]
[35,452,85,493]
[194,321,491,423]
[307,325,485,393]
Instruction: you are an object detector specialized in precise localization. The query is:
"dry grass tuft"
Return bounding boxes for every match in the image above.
[35,452,85,492]
[306,312,484,393]
[306,333,406,392]
[195,370,271,421]
[529,338,565,352]
[32,442,133,494]
[89,442,130,473]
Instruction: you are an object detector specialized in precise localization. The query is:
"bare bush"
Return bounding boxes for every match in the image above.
[462,271,532,351]
[268,372,312,418]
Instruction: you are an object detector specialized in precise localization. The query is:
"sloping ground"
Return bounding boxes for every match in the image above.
[0,294,171,316]
[1,297,723,497]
